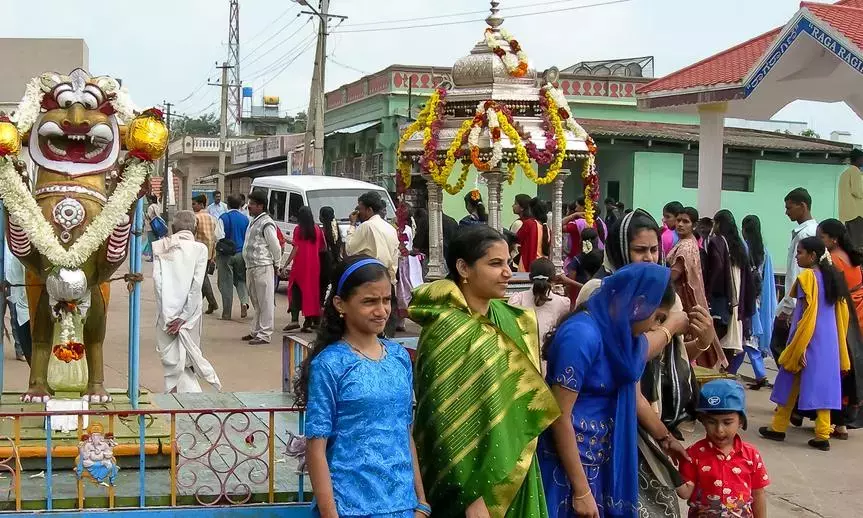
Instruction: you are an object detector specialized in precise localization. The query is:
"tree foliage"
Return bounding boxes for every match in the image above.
[171,112,220,138]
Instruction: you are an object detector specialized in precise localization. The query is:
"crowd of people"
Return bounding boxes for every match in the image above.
[282,184,863,518]
[15,179,855,516]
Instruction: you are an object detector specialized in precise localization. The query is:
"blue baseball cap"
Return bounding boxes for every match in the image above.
[696,379,747,427]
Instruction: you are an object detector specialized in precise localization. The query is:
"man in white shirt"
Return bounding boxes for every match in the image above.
[346,191,400,336]
[4,243,29,363]
[772,188,817,361]
[207,190,228,219]
[153,211,222,393]
[242,190,282,345]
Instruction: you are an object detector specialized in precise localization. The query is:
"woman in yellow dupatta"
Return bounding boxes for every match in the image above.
[409,225,560,518]
[760,237,850,451]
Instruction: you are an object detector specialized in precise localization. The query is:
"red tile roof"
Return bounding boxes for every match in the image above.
[638,28,781,95]
[803,2,863,50]
[639,0,863,96]
[579,118,852,153]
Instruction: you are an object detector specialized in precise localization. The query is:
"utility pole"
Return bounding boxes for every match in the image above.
[209,62,233,194]
[161,101,173,224]
[299,0,347,175]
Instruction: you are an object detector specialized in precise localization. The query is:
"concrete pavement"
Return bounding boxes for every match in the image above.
[0,262,858,516]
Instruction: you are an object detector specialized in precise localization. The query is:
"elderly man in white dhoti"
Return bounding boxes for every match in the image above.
[153,211,222,393]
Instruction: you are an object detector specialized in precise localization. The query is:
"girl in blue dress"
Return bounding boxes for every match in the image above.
[295,256,429,518]
[539,263,690,518]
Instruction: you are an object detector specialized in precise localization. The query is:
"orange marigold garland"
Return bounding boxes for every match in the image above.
[53,341,85,363]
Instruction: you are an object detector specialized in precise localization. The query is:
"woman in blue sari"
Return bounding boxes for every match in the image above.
[735,215,777,389]
[539,263,691,518]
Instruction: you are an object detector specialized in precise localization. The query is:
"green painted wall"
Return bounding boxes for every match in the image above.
[570,102,698,124]
[631,152,845,270]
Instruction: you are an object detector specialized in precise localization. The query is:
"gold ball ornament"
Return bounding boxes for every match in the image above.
[125,108,168,161]
[0,116,21,157]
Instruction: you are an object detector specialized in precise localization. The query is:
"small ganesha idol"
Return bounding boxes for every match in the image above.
[75,422,119,486]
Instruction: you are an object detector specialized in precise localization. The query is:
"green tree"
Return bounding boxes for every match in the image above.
[171,112,220,138]
[800,128,820,139]
[286,111,307,133]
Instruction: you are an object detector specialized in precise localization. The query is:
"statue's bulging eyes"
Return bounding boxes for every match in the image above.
[57,90,75,109]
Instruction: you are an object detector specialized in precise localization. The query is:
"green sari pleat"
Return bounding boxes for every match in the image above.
[409,280,560,518]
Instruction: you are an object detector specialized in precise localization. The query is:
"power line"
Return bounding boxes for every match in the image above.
[174,80,208,105]
[332,0,632,34]
[176,101,218,119]
[256,37,318,89]
[241,12,303,65]
[243,4,298,45]
[340,0,589,28]
[243,17,313,70]
[245,30,317,81]
[329,56,370,76]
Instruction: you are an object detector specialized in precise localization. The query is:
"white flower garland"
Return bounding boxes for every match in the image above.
[468,102,503,170]
[484,29,529,76]
[0,156,151,268]
[10,77,43,134]
[542,84,589,140]
[10,74,137,134]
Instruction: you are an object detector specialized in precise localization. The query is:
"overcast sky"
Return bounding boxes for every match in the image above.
[1,0,860,142]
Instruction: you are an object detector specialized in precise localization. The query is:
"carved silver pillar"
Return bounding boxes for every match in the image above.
[426,179,446,280]
[483,169,504,232]
[550,169,571,272]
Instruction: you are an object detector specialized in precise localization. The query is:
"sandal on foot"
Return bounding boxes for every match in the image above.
[831,430,850,440]
[808,438,830,451]
[747,378,771,391]
[759,427,786,442]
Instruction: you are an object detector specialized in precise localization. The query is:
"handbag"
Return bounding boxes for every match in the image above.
[150,216,169,239]
[216,213,236,256]
[206,259,215,275]
[216,238,236,256]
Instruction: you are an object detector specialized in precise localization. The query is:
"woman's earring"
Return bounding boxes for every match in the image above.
[339,313,345,319]
[462,278,469,285]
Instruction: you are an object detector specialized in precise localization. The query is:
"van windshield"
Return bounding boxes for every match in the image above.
[306,189,395,221]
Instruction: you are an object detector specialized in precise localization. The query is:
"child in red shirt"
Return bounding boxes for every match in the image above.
[677,379,769,517]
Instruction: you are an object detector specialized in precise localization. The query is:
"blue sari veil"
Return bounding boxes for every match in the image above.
[585,262,671,514]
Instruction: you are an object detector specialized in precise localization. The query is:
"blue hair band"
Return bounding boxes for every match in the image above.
[337,258,386,295]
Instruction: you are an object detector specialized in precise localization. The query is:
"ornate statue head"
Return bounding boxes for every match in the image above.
[21,69,132,176]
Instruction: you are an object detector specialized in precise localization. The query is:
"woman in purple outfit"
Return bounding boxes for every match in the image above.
[759,236,851,451]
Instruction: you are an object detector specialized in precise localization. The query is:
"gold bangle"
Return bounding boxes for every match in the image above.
[697,340,712,352]
[574,489,592,500]
[656,325,672,344]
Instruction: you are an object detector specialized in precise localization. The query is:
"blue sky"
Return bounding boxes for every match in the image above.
[1,0,859,141]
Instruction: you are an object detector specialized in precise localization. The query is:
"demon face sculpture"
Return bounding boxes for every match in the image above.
[2,69,164,404]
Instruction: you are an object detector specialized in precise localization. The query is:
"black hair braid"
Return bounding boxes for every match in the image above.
[292,255,388,405]
[293,295,345,406]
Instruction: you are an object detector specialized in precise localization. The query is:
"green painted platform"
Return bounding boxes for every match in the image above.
[0,391,306,511]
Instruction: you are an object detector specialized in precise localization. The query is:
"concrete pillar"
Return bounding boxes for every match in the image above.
[426,180,445,280]
[697,103,726,218]
[550,169,571,272]
[483,169,504,232]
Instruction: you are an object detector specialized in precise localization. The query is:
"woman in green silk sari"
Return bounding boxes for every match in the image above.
[409,225,560,518]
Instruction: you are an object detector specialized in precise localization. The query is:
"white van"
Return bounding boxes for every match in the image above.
[249,175,396,255]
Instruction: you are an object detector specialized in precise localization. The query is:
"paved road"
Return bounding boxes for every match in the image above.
[0,262,858,516]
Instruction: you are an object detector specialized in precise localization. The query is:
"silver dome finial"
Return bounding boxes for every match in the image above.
[486,0,504,30]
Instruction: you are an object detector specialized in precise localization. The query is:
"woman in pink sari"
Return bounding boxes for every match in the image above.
[285,206,325,333]
[667,206,726,369]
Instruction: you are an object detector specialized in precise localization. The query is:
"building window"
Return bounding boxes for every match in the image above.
[368,153,383,180]
[333,159,345,177]
[253,124,276,136]
[682,153,754,192]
